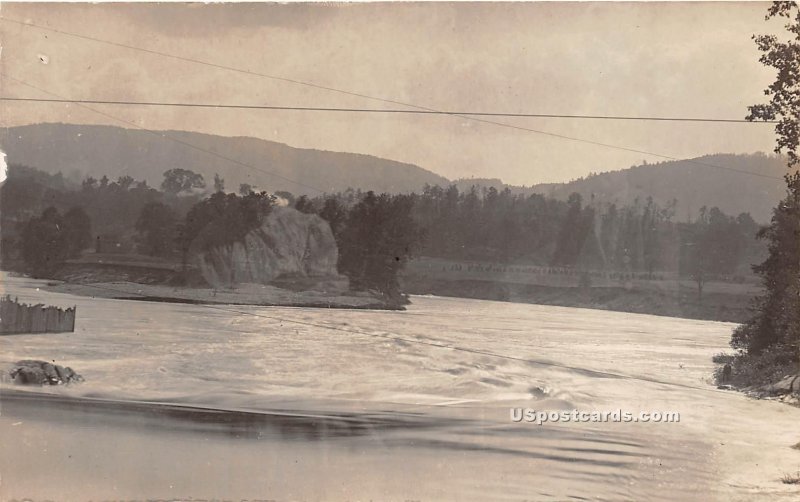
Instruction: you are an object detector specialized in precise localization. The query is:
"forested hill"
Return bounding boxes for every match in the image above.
[1,123,449,195]
[454,154,787,223]
[3,124,786,222]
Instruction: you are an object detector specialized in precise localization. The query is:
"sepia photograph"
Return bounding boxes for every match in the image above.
[1,1,799,500]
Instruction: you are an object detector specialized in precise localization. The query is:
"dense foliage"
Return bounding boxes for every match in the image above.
[135,202,178,258]
[1,164,768,301]
[1,165,202,269]
[178,190,276,259]
[19,206,92,277]
[732,1,800,364]
[731,181,800,355]
[300,185,763,299]
[334,192,421,299]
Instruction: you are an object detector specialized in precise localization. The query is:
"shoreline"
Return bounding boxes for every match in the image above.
[43,279,405,311]
[401,276,756,323]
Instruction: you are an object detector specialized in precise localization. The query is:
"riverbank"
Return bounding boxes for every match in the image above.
[401,276,755,323]
[401,256,762,323]
[45,280,401,310]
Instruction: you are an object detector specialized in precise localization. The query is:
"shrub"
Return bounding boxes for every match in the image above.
[715,346,797,388]
[712,352,735,364]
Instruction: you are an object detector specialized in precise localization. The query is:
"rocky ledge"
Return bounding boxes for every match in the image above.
[9,360,84,385]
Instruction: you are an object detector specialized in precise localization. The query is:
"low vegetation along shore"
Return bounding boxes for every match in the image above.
[46,280,397,310]
[402,276,755,323]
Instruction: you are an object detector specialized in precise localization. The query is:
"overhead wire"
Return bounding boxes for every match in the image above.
[1,74,327,194]
[0,96,778,124]
[0,16,785,181]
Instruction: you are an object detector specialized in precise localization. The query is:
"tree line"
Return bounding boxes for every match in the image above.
[1,164,767,302]
[293,185,763,293]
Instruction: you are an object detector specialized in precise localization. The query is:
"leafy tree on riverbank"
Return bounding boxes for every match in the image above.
[729,2,800,374]
[336,192,422,301]
[63,207,93,258]
[20,206,93,276]
[136,202,178,257]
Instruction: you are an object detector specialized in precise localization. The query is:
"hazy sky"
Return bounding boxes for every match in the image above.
[0,2,785,185]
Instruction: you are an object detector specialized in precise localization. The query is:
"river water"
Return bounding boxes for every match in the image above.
[1,273,799,501]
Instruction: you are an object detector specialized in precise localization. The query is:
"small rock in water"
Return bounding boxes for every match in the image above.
[9,360,83,386]
[529,386,550,398]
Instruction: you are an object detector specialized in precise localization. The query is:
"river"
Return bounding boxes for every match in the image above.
[1,273,799,501]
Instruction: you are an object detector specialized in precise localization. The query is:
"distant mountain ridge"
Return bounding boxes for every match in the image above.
[1,123,449,195]
[454,154,787,222]
[2,123,787,222]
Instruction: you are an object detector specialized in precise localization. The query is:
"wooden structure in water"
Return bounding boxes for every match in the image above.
[0,295,76,335]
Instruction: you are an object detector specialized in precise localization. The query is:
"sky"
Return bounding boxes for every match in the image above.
[0,2,786,186]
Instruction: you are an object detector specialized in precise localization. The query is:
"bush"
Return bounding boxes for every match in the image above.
[712,352,735,364]
[715,346,797,388]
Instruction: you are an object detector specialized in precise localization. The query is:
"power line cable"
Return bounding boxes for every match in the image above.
[0,16,430,111]
[0,76,783,182]
[0,96,777,124]
[0,16,784,180]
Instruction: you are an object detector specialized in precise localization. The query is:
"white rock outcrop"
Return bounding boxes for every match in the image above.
[192,207,340,288]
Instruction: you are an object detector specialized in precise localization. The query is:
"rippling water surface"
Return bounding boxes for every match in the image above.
[2,273,799,501]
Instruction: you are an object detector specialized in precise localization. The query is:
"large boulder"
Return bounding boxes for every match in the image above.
[10,360,83,385]
[760,374,800,396]
[193,207,341,288]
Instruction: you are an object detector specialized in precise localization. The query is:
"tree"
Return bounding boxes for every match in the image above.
[177,191,275,272]
[82,176,98,190]
[63,206,92,258]
[337,192,421,302]
[161,168,206,195]
[680,217,710,301]
[20,207,69,276]
[319,197,347,238]
[747,1,800,166]
[680,208,740,301]
[641,197,661,278]
[117,175,135,191]
[294,195,316,214]
[213,173,225,193]
[733,2,800,358]
[239,183,254,196]
[551,193,589,266]
[732,190,800,353]
[136,202,177,257]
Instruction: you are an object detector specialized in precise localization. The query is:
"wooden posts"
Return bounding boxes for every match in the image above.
[0,295,76,335]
